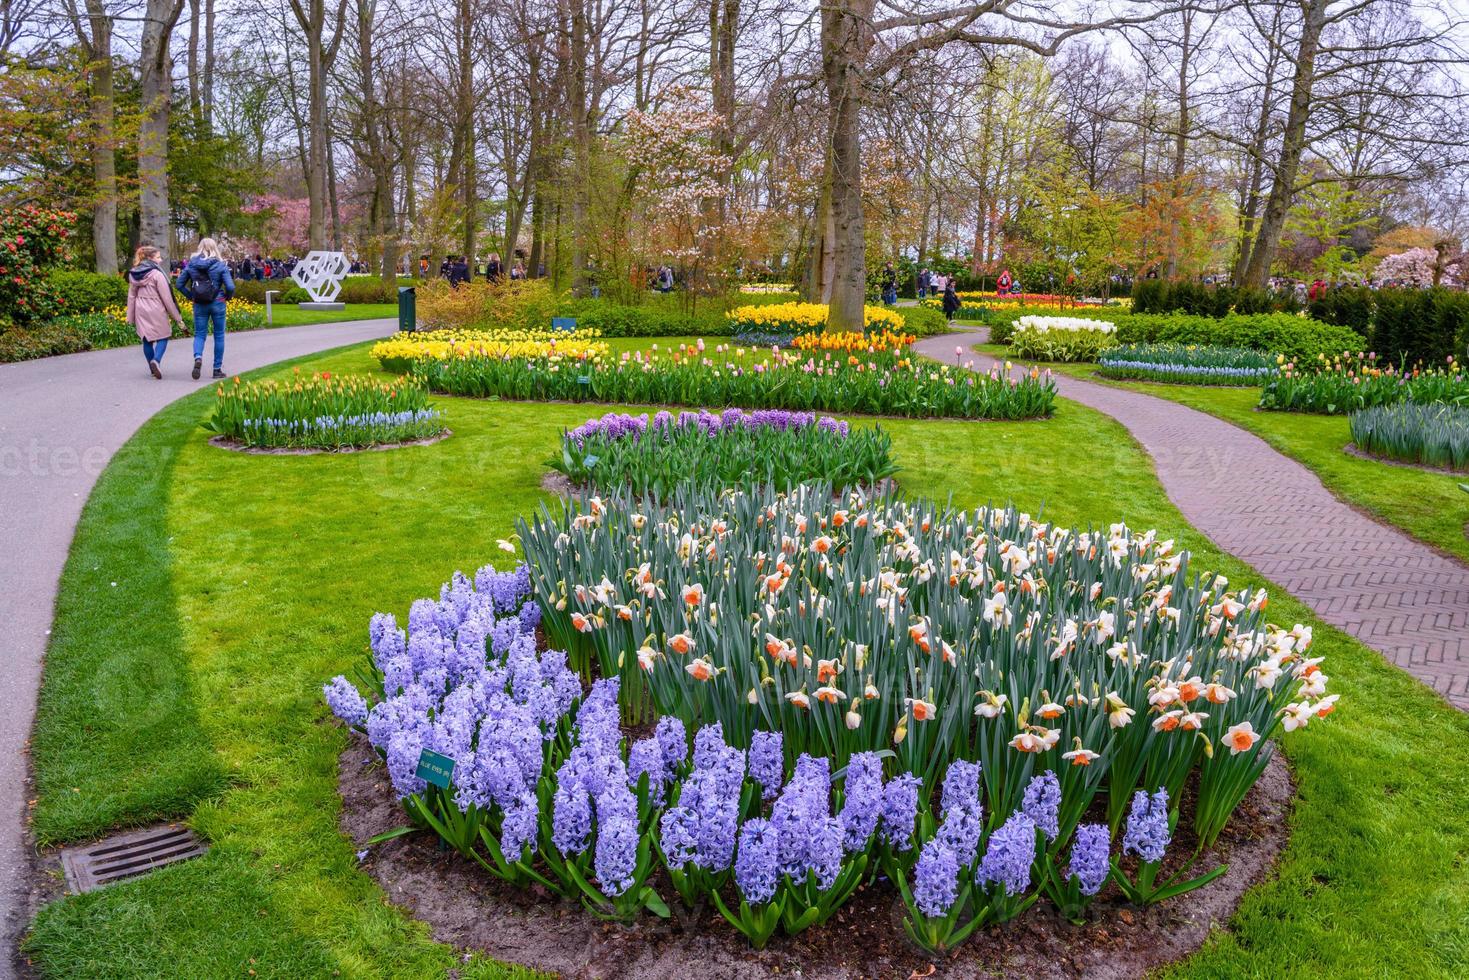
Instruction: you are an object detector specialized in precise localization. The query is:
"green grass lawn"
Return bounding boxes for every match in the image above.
[262,303,398,327]
[974,341,1469,564]
[23,339,1469,977]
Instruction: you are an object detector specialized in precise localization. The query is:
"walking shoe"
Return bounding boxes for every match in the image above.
[192,357,202,380]
[212,369,227,379]
[149,360,162,379]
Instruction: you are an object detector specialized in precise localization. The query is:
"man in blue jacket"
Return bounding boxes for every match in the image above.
[175,237,236,379]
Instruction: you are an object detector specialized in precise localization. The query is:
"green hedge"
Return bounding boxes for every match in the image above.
[1371,289,1469,367]
[990,307,1364,362]
[47,270,128,314]
[896,304,950,338]
[1131,279,1302,317]
[0,322,92,362]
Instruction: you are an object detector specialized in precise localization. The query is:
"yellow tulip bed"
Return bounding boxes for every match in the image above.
[372,328,610,373]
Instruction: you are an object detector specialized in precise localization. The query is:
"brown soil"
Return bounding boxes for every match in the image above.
[1342,442,1469,477]
[206,430,451,455]
[339,740,1293,980]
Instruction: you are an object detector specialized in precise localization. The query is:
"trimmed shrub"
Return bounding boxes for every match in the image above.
[0,322,91,362]
[48,270,128,313]
[1308,286,1375,338]
[896,304,949,337]
[1371,288,1469,367]
[1132,279,1299,317]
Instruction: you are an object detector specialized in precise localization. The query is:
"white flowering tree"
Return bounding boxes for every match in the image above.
[621,87,740,306]
[1374,247,1462,288]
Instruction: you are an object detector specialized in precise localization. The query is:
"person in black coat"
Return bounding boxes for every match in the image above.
[941,280,961,323]
[447,255,470,287]
[485,252,503,283]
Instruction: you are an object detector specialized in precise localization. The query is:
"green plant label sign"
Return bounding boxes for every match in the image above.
[583,454,599,468]
[577,376,591,385]
[415,749,455,789]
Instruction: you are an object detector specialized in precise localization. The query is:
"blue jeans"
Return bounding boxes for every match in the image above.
[192,301,226,370]
[142,337,168,363]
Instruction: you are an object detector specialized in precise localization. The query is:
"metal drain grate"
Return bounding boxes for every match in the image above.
[60,824,207,894]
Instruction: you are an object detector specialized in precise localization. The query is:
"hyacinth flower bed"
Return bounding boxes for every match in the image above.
[412,343,1057,420]
[323,558,1301,955]
[1259,352,1468,414]
[202,370,446,450]
[1096,344,1278,386]
[520,484,1335,841]
[1349,403,1469,471]
[548,408,897,496]
[372,327,610,373]
[1008,316,1119,363]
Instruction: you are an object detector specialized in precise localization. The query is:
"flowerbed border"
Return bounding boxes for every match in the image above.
[206,429,452,456]
[337,738,1294,979]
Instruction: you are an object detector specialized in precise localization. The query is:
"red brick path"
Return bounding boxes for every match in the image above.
[915,326,1469,711]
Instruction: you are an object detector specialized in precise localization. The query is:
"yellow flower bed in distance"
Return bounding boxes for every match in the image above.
[726,301,905,336]
[372,328,609,373]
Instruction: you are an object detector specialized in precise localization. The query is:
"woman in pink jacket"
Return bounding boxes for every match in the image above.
[126,244,184,379]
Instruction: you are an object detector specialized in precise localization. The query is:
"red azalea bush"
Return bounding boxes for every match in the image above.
[0,205,76,328]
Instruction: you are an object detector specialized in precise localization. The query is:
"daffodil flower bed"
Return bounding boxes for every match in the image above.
[724,302,905,337]
[412,342,1056,419]
[1349,403,1469,471]
[520,483,1336,851]
[372,328,609,373]
[1096,344,1277,386]
[547,408,897,496]
[1259,352,1469,414]
[322,556,1292,951]
[203,370,445,449]
[1009,317,1119,363]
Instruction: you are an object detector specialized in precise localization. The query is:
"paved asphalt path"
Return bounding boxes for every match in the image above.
[0,318,395,975]
[915,325,1469,712]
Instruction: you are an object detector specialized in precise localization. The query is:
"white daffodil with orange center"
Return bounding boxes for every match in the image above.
[1106,692,1135,728]
[1281,701,1314,732]
[1203,682,1236,704]
[1036,701,1065,721]
[1062,740,1100,766]
[1298,671,1329,699]
[1152,710,1183,732]
[685,658,717,682]
[785,690,811,710]
[636,644,660,671]
[814,686,846,705]
[668,632,694,656]
[982,590,1012,627]
[1225,721,1260,754]
[682,583,705,607]
[1179,711,1209,731]
[906,697,937,721]
[570,612,593,633]
[1176,676,1203,703]
[1314,694,1339,718]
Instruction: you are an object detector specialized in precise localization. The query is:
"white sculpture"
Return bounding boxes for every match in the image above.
[291,250,350,304]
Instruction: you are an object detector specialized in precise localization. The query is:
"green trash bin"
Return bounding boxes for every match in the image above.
[398,286,416,332]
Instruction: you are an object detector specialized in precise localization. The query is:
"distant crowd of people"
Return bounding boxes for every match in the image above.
[436,252,531,286]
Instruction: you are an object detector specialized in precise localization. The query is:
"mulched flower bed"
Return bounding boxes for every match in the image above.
[206,431,451,455]
[339,740,1292,979]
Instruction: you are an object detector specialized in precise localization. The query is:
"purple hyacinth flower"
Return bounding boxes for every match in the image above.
[655,716,688,772]
[1122,789,1171,864]
[1021,770,1062,842]
[552,778,593,856]
[734,817,780,905]
[1068,823,1111,896]
[838,751,884,851]
[323,675,368,727]
[748,730,784,801]
[879,773,922,851]
[980,813,1037,897]
[912,838,961,917]
[501,792,539,858]
[594,782,639,897]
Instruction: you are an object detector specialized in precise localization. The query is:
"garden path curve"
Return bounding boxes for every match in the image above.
[914,325,1469,713]
[0,318,396,975]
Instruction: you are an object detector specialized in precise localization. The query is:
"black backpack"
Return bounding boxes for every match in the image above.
[188,265,219,304]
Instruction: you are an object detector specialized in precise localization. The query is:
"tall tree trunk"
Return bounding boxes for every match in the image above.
[187,0,200,120]
[1243,0,1327,288]
[75,0,118,273]
[139,0,184,264]
[289,0,345,250]
[327,126,341,249]
[203,0,215,127]
[567,0,591,293]
[1164,7,1192,279]
[457,0,475,264]
[818,0,875,331]
[1233,9,1283,284]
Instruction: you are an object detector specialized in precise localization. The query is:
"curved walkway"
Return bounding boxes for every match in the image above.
[0,318,396,975]
[915,326,1469,713]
